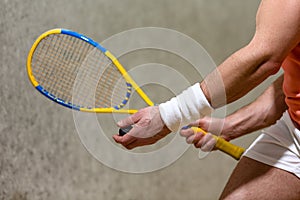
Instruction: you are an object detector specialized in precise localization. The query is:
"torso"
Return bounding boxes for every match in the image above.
[282,43,300,128]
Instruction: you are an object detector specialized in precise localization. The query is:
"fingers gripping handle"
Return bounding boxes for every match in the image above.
[119,126,133,136]
[191,127,245,160]
[119,126,245,160]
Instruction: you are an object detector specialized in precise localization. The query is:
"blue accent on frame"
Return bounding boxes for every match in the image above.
[95,44,107,53]
[38,29,134,111]
[61,29,107,53]
[36,85,80,111]
[112,82,133,110]
[125,83,132,98]
[113,105,119,110]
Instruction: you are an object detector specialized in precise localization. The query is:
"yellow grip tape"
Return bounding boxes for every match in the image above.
[191,127,245,160]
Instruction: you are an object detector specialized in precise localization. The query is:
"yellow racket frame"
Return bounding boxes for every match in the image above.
[27,29,244,160]
[27,29,154,114]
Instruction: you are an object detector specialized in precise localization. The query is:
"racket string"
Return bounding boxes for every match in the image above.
[35,34,93,102]
[31,33,130,109]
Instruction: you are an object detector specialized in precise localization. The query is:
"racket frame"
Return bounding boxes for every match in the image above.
[27,29,245,160]
[27,29,154,114]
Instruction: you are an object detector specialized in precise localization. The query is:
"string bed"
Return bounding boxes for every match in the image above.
[31,34,128,109]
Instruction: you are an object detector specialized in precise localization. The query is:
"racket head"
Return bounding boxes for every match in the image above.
[27,29,152,113]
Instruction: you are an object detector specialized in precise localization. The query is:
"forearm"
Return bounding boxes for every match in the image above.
[201,42,281,108]
[160,0,300,133]
[201,0,300,108]
[222,75,287,141]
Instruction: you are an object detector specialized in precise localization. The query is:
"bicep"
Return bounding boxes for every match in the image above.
[252,0,300,62]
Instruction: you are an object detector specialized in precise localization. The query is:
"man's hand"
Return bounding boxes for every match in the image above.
[113,106,171,149]
[180,117,230,151]
[113,83,213,149]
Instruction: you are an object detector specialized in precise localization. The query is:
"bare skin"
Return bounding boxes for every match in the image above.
[220,157,300,200]
[201,0,300,108]
[180,75,287,148]
[114,1,300,199]
[114,0,300,149]
[179,75,299,199]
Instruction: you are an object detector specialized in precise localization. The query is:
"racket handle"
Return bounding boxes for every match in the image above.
[119,126,133,136]
[119,126,245,160]
[191,127,245,160]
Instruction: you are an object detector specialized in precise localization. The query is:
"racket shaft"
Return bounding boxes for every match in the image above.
[191,127,245,160]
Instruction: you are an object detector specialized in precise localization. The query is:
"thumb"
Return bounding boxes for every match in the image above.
[117,113,140,128]
[196,117,212,131]
[188,119,202,127]
[117,116,134,128]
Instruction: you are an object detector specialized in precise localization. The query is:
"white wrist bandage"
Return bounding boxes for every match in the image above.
[159,83,213,132]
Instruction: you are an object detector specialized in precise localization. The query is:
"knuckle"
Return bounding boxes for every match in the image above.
[194,142,201,148]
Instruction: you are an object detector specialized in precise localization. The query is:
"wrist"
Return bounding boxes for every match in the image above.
[223,115,247,140]
[159,83,213,132]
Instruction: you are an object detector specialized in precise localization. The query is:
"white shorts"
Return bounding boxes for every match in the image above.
[243,111,300,178]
